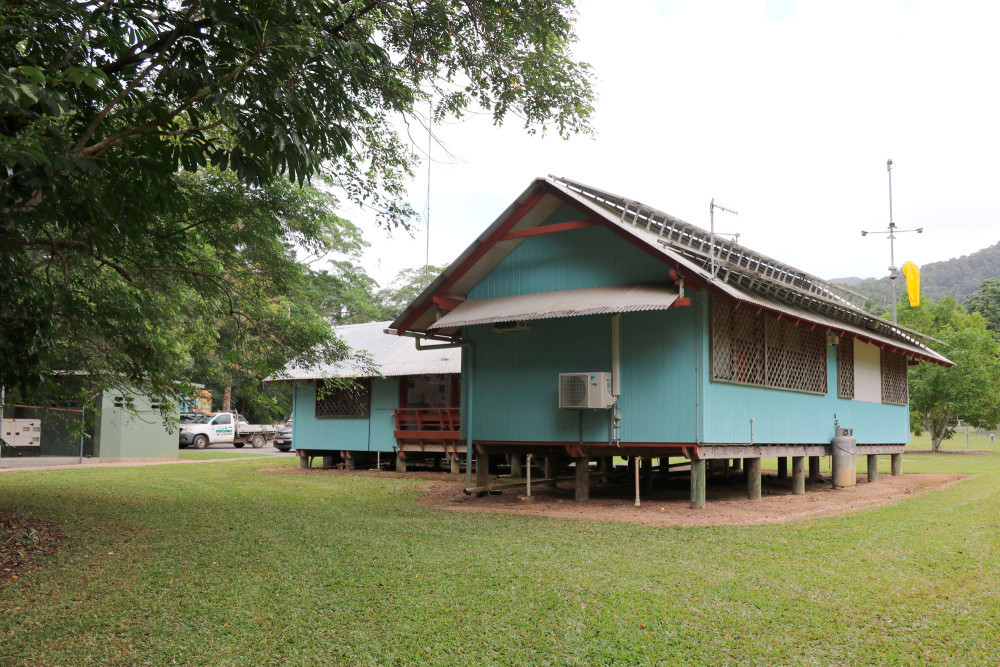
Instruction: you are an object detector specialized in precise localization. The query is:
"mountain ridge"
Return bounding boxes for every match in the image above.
[830,241,1000,306]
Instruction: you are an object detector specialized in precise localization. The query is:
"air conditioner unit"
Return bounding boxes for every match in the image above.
[558,372,614,410]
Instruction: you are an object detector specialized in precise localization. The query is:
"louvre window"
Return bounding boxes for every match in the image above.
[880,350,908,405]
[315,379,370,418]
[711,297,827,394]
[837,338,855,399]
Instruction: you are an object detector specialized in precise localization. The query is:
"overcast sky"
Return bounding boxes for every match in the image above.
[348,0,1000,287]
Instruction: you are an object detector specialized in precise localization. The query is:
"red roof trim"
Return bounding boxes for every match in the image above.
[396,188,548,333]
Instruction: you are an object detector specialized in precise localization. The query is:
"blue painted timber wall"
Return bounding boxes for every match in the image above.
[292,378,400,452]
[467,306,698,444]
[694,296,909,445]
[469,205,669,299]
[463,207,910,446]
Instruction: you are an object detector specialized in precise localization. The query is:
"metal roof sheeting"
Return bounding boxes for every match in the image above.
[271,321,460,381]
[388,175,952,367]
[430,284,680,329]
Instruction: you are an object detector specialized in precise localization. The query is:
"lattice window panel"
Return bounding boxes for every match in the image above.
[711,298,764,385]
[765,317,827,394]
[315,379,370,418]
[881,350,908,405]
[712,297,826,394]
[837,338,855,399]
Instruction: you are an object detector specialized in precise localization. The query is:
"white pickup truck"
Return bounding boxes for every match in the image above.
[178,412,276,449]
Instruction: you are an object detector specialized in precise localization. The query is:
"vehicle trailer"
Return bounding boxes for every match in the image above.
[178,412,276,449]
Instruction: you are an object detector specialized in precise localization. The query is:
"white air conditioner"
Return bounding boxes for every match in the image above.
[558,372,614,410]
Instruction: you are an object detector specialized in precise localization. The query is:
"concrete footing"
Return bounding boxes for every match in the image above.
[747,458,762,500]
[868,454,879,483]
[690,458,706,509]
[574,457,589,502]
[891,452,902,476]
[476,452,490,487]
[808,456,821,480]
[510,454,523,478]
[792,456,805,495]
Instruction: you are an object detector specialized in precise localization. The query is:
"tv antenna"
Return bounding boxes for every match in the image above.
[709,198,739,278]
[423,99,432,287]
[861,159,923,324]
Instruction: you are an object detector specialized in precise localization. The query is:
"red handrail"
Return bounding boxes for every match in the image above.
[393,407,461,432]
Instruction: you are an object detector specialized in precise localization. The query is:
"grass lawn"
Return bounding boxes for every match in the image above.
[2,453,999,665]
[177,451,274,460]
[908,430,1000,451]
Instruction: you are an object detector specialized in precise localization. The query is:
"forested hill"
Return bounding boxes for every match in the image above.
[832,241,1000,307]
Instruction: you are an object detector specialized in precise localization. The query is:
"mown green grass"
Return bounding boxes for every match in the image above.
[908,430,1000,451]
[177,451,274,460]
[1,453,999,665]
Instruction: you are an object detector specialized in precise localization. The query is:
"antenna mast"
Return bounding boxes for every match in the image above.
[424,100,432,287]
[709,198,739,278]
[861,159,923,324]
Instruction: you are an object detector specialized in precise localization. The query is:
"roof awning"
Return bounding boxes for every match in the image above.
[430,283,680,329]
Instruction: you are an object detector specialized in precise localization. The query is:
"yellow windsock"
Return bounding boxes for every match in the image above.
[902,261,920,307]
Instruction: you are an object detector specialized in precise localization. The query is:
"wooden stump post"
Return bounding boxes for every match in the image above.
[544,456,557,488]
[792,456,805,495]
[723,458,732,480]
[733,457,743,472]
[299,452,310,470]
[808,456,821,480]
[690,458,706,509]
[777,456,788,479]
[344,452,356,471]
[867,454,880,482]
[450,454,461,475]
[322,456,335,469]
[891,452,902,476]
[395,454,406,473]
[510,454,523,478]
[747,458,762,500]
[476,451,490,488]
[575,457,590,502]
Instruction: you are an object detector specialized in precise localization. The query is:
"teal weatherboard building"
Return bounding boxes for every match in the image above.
[273,321,462,470]
[387,176,952,507]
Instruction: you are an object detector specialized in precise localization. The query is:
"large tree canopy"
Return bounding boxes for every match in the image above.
[900,297,1000,452]
[0,0,595,396]
[966,279,1000,340]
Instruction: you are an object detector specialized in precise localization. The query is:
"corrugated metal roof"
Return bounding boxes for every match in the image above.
[388,176,952,367]
[431,284,680,329]
[270,321,460,381]
[545,176,953,366]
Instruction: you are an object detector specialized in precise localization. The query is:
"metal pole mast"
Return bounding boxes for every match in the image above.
[709,198,738,279]
[861,159,922,324]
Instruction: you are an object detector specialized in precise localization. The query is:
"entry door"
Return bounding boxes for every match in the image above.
[210,413,233,442]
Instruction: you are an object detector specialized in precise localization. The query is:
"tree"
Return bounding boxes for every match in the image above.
[899,297,1000,452]
[966,279,1000,340]
[375,264,450,320]
[10,167,363,418]
[1,0,594,394]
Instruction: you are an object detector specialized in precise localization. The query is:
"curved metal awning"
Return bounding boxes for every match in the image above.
[430,283,680,329]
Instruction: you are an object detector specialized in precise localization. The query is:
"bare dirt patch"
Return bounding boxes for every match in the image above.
[0,509,65,584]
[416,472,965,526]
[267,464,966,526]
